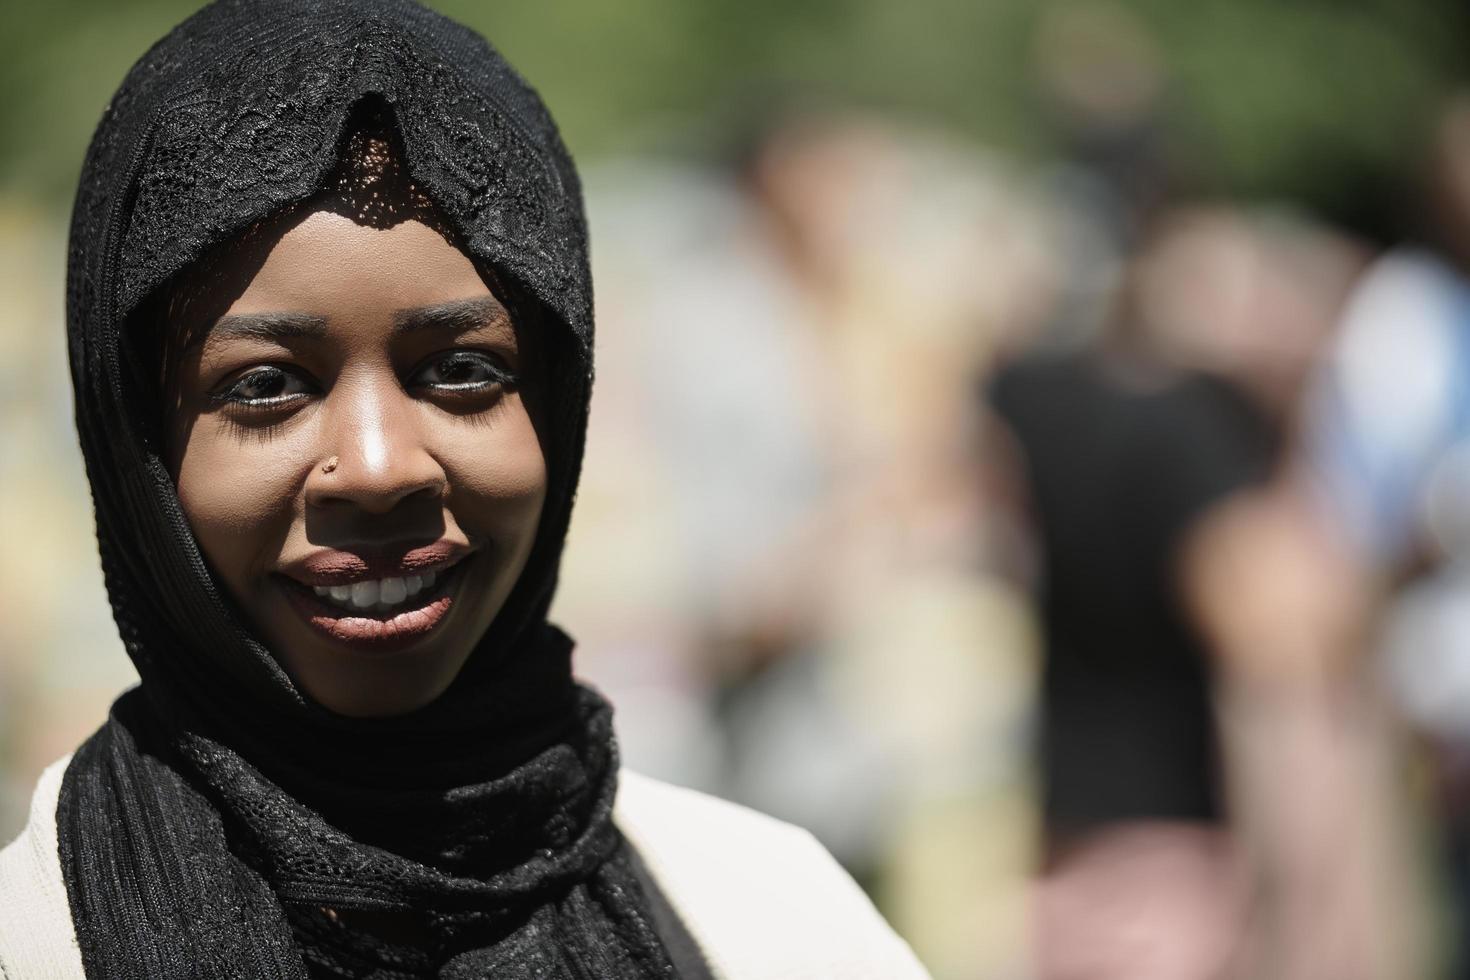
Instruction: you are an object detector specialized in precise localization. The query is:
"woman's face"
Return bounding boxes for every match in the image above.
[165,207,548,717]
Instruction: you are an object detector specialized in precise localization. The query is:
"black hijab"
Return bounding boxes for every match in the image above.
[59,1,684,976]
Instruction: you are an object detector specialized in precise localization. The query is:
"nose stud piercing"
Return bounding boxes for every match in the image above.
[321,456,338,475]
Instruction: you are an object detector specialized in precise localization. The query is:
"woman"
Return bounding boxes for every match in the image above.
[0,1,929,977]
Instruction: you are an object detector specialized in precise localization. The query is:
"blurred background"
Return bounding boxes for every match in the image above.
[5,1,1470,977]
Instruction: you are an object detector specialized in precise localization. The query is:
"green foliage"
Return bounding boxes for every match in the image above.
[2,0,1465,225]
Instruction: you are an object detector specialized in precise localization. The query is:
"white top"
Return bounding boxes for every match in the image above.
[0,756,930,979]
[1304,248,1470,561]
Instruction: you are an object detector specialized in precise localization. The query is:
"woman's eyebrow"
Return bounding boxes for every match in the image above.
[188,312,328,351]
[393,297,509,336]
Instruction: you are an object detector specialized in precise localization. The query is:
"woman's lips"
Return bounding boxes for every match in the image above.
[288,540,470,586]
[276,549,470,653]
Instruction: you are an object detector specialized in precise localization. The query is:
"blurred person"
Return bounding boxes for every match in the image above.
[990,203,1398,979]
[731,113,1059,980]
[567,112,1058,978]
[1183,475,1422,980]
[1123,208,1364,435]
[1031,0,1175,251]
[0,2,932,978]
[1026,32,1411,978]
[1303,92,1470,978]
[550,158,825,799]
[1170,211,1426,980]
[1306,94,1470,573]
[989,211,1274,980]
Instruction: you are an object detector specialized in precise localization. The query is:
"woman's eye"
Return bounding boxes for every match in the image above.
[214,366,313,407]
[412,352,514,392]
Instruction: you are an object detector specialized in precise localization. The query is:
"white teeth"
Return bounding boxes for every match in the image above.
[350,580,380,609]
[306,565,451,614]
[379,577,407,604]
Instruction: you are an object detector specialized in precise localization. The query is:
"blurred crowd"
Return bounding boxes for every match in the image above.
[560,5,1470,977]
[6,1,1470,978]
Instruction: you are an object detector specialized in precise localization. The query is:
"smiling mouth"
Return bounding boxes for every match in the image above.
[277,557,469,652]
[308,567,445,615]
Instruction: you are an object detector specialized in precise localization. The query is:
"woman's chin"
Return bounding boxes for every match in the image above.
[286,645,468,718]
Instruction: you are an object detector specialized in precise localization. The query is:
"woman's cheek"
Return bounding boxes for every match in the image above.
[174,421,310,587]
[441,403,547,546]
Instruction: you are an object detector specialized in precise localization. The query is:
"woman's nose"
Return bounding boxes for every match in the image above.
[305,386,445,513]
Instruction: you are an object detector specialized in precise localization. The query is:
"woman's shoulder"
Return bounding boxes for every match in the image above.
[0,753,86,978]
[0,760,932,979]
[614,770,931,980]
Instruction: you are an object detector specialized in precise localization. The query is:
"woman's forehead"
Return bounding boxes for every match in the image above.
[226,210,491,317]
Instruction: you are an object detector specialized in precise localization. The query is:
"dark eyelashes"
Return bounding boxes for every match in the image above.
[206,351,517,412]
[208,366,310,409]
[409,351,519,392]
